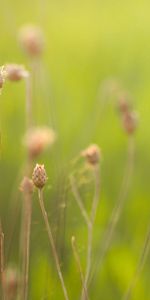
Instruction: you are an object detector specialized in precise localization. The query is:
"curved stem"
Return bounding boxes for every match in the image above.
[70,175,91,228]
[38,189,69,300]
[81,166,100,300]
[122,224,150,300]
[70,166,100,300]
[89,136,135,285]
[71,236,89,300]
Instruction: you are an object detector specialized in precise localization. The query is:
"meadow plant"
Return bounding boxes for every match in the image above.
[0,22,149,300]
[32,164,69,300]
[70,144,101,300]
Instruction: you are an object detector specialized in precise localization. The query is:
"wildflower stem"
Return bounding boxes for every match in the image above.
[70,175,91,228]
[21,71,33,300]
[122,224,150,300]
[22,192,32,300]
[70,166,100,300]
[81,166,100,300]
[38,189,69,300]
[71,236,89,300]
[25,73,32,130]
[89,136,135,285]
[0,222,5,300]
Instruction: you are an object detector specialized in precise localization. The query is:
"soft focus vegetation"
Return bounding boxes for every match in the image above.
[0,0,150,299]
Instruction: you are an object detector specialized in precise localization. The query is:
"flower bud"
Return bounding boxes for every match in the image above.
[5,64,28,81]
[32,164,47,189]
[81,144,100,165]
[19,25,44,57]
[23,127,56,159]
[122,111,138,135]
[118,96,130,114]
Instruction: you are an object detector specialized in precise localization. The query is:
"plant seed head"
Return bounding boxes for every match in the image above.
[118,95,130,114]
[19,25,44,57]
[5,64,28,81]
[122,111,138,135]
[81,144,100,165]
[23,127,56,159]
[32,164,47,189]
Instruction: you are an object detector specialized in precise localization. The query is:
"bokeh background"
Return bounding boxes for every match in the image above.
[0,0,150,299]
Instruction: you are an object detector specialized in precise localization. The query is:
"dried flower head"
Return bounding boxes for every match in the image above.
[122,111,138,135]
[23,127,56,159]
[5,64,28,81]
[118,95,130,114]
[32,164,47,189]
[0,66,7,91]
[4,267,19,300]
[20,177,34,194]
[19,25,44,57]
[81,144,101,165]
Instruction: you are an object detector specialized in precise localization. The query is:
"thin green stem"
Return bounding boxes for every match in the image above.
[21,72,33,300]
[122,224,150,300]
[89,136,135,285]
[71,236,89,300]
[70,166,100,300]
[81,166,100,300]
[22,192,32,300]
[0,222,5,300]
[38,189,69,300]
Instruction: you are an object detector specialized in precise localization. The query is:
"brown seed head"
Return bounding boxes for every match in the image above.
[19,25,44,57]
[81,144,100,165]
[5,64,28,81]
[20,177,34,194]
[122,111,138,135]
[118,96,130,114]
[23,127,56,159]
[32,164,47,189]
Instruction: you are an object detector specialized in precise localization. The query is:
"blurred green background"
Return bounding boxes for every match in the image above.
[0,0,150,299]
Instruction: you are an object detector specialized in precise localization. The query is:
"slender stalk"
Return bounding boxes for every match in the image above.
[71,236,89,300]
[89,136,135,285]
[70,166,100,300]
[81,166,100,300]
[20,72,33,300]
[22,192,32,300]
[122,224,150,300]
[0,222,5,300]
[70,175,91,228]
[25,73,32,130]
[38,189,69,300]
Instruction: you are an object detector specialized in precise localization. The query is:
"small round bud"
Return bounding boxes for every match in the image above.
[20,177,34,194]
[118,97,130,114]
[32,164,47,189]
[5,64,28,81]
[23,127,56,159]
[122,111,138,135]
[81,144,100,165]
[19,25,44,57]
